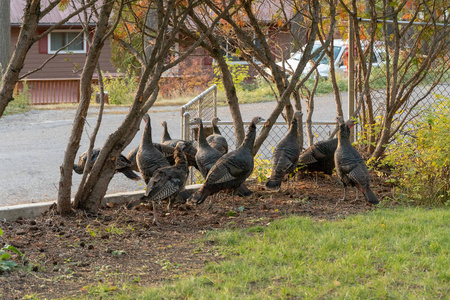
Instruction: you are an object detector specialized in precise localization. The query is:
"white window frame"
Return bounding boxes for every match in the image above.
[48,30,87,54]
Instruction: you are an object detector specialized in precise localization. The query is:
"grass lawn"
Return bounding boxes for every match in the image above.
[83,207,449,299]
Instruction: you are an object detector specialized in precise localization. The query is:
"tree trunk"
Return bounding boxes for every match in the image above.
[57,1,115,215]
[371,116,392,160]
[292,89,304,149]
[0,0,11,74]
[0,0,41,117]
[73,63,106,208]
[213,50,245,146]
[327,51,344,118]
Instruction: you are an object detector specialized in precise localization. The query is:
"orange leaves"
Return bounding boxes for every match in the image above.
[113,22,137,40]
[402,13,412,20]
[58,0,70,11]
[277,19,283,27]
[176,0,188,7]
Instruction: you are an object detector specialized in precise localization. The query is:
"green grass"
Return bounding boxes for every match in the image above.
[79,207,449,299]
[215,76,349,106]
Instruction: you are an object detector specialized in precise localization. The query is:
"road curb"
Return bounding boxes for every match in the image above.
[0,184,202,221]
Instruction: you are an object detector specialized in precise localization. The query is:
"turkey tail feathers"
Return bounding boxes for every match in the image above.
[120,167,141,181]
[179,189,191,201]
[266,180,282,190]
[364,189,379,205]
[190,189,209,205]
[126,198,142,209]
[236,185,252,197]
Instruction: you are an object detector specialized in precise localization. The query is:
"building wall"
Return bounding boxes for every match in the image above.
[11,27,118,80]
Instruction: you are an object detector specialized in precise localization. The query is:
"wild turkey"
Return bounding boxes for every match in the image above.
[128,142,190,226]
[161,120,198,169]
[73,148,140,181]
[334,116,378,205]
[161,120,175,144]
[127,143,176,172]
[206,117,228,155]
[191,118,223,179]
[266,111,302,190]
[297,138,338,176]
[190,116,264,208]
[137,114,171,184]
[297,119,356,179]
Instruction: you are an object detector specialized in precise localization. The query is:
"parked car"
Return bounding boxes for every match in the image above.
[274,39,385,79]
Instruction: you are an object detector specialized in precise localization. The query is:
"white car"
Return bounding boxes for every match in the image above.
[275,39,385,79]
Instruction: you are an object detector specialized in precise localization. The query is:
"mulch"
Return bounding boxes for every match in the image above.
[0,173,393,299]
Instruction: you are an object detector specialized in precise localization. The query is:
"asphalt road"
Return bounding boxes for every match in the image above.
[0,93,348,207]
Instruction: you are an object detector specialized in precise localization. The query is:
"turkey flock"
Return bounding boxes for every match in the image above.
[75,112,378,225]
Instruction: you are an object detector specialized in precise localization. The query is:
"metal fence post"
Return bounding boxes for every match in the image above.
[183,112,193,183]
[213,85,217,118]
[180,106,186,139]
[183,112,190,141]
[348,15,355,142]
[198,96,202,120]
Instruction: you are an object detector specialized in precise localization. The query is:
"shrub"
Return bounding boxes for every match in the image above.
[252,154,272,183]
[4,80,31,115]
[159,58,211,99]
[209,58,249,92]
[382,96,450,205]
[92,69,138,105]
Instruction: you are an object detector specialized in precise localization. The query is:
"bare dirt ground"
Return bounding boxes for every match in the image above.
[0,173,392,300]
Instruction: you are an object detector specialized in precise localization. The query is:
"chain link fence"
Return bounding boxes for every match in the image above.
[354,19,450,136]
[180,17,449,184]
[184,116,337,184]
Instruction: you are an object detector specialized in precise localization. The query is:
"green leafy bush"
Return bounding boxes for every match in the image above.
[382,96,450,205]
[0,227,23,274]
[92,69,138,105]
[252,154,272,183]
[4,80,31,115]
[209,58,249,92]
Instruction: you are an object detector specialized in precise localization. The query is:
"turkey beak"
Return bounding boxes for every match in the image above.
[335,116,345,125]
[345,119,357,128]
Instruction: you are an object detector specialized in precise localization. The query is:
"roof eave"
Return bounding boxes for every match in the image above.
[11,22,96,26]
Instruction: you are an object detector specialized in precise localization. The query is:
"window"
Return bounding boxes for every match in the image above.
[48,31,86,54]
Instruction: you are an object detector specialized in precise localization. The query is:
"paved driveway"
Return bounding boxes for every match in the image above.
[0,93,347,206]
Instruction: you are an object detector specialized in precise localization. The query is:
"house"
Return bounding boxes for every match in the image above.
[11,1,118,104]
[159,2,304,97]
[11,1,303,104]
[183,3,304,81]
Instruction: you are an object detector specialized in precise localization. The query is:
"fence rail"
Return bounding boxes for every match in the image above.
[180,84,217,139]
